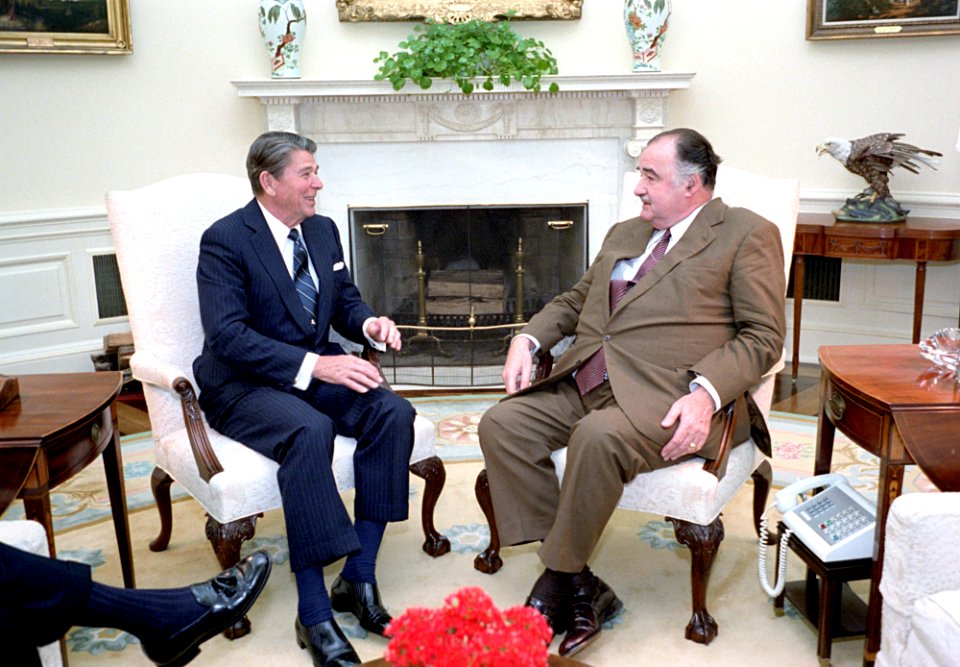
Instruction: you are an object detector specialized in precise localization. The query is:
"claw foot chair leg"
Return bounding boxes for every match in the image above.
[409,456,451,557]
[669,516,724,644]
[473,469,503,574]
[149,467,175,552]
[205,513,261,639]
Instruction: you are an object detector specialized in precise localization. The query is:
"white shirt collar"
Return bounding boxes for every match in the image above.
[257,200,300,250]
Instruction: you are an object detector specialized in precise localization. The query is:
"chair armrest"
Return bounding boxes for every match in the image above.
[129,351,187,390]
[534,350,553,381]
[172,376,224,483]
[129,351,224,483]
[702,401,737,477]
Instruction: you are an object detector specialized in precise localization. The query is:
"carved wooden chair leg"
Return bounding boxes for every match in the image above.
[669,516,724,645]
[409,456,451,557]
[752,459,774,542]
[149,467,175,552]
[473,468,503,574]
[205,513,261,640]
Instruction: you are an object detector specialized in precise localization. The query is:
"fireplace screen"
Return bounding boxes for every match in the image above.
[349,204,587,386]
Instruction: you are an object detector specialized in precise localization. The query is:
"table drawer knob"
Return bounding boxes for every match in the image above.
[827,393,846,421]
[91,423,101,442]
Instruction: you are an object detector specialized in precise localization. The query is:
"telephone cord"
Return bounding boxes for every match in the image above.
[758,505,793,598]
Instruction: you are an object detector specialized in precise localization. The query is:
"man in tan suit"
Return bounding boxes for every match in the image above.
[478,128,786,657]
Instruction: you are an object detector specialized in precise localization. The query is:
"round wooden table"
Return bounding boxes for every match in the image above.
[0,371,134,587]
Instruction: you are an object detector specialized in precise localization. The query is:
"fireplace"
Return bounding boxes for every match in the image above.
[350,203,586,385]
[235,73,694,384]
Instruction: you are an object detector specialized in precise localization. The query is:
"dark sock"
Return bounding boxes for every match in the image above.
[79,581,206,642]
[340,519,386,584]
[529,567,584,603]
[295,564,333,626]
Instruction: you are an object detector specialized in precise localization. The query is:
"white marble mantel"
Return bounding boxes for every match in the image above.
[233,73,694,158]
[233,73,695,259]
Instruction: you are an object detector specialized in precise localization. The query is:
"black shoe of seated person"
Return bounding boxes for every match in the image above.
[295,616,361,667]
[141,550,272,667]
[330,574,393,637]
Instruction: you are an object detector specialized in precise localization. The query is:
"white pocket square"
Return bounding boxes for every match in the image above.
[332,261,345,271]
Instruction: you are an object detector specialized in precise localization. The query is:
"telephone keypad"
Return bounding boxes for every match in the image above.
[799,489,872,545]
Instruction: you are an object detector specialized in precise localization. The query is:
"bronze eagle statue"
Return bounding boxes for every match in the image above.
[816,133,941,222]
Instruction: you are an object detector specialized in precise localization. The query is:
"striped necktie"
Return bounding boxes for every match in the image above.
[288,228,318,325]
[575,229,672,396]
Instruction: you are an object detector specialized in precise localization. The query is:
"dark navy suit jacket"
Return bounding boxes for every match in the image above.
[193,198,375,421]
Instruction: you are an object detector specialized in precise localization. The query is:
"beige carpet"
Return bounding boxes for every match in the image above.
[50,459,874,667]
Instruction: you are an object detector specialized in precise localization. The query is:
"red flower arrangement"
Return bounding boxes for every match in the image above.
[384,586,552,667]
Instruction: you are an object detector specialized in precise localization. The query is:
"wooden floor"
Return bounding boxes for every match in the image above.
[771,362,820,417]
[116,363,822,435]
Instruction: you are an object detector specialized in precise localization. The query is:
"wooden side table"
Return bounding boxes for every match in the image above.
[815,345,960,666]
[792,215,960,379]
[0,371,135,588]
[773,521,872,666]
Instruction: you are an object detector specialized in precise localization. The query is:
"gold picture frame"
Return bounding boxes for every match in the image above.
[336,0,583,22]
[0,0,132,55]
[807,0,960,40]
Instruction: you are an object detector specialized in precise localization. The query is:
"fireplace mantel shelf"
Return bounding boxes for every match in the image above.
[233,72,695,100]
[235,72,696,156]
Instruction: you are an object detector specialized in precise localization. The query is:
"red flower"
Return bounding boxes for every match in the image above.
[385,587,552,667]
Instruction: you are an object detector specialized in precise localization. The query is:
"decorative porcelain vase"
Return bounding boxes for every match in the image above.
[258,0,307,79]
[623,0,672,72]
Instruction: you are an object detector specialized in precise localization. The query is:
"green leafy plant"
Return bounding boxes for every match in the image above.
[373,17,559,95]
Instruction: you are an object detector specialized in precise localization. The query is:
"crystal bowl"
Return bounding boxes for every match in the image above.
[918,327,960,372]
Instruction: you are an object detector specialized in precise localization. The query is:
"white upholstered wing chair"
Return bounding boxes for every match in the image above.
[876,492,960,667]
[474,165,800,644]
[105,174,450,635]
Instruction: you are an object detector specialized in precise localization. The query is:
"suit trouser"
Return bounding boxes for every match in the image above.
[478,376,676,573]
[212,383,415,573]
[0,541,93,664]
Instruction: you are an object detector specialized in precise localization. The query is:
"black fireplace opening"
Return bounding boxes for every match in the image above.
[349,203,587,386]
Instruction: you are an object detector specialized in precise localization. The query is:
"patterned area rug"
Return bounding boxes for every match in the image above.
[3,396,933,666]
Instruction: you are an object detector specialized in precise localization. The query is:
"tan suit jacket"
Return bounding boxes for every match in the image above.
[516,197,786,460]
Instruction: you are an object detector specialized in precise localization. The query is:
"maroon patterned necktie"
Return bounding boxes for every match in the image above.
[575,229,672,396]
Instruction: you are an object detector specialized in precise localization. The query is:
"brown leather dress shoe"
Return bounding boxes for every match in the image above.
[524,570,574,638]
[558,574,623,657]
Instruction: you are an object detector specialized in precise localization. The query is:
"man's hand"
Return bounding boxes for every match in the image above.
[366,316,402,351]
[660,386,714,461]
[312,355,383,393]
[502,336,535,394]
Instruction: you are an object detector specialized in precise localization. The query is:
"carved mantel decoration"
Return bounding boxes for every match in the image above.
[336,0,583,22]
[233,73,694,158]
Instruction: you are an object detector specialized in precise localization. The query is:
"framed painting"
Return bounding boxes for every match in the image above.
[0,0,132,54]
[807,0,960,40]
[336,0,583,22]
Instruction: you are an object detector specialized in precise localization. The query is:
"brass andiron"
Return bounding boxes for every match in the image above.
[514,237,525,325]
[404,240,445,355]
[499,237,527,353]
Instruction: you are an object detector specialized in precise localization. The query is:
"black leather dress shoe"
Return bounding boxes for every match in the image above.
[295,617,361,667]
[558,574,623,658]
[330,575,392,636]
[141,550,272,667]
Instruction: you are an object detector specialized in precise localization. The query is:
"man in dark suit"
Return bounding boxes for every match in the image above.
[194,131,415,667]
[478,128,787,658]
[0,541,271,667]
